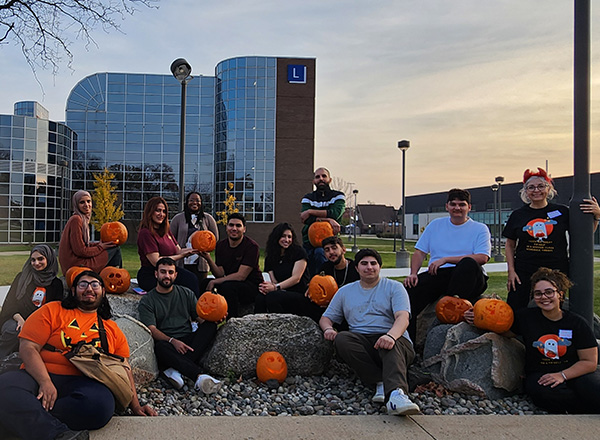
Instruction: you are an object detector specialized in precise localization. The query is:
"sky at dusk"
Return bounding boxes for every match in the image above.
[0,1,598,207]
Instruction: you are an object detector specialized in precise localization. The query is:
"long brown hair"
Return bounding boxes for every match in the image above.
[140,196,170,237]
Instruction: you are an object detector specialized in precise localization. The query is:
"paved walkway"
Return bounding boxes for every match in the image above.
[89,414,600,440]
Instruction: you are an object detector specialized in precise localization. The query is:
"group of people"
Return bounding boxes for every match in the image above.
[1,166,600,439]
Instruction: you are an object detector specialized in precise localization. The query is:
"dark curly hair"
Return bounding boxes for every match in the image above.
[264,223,301,269]
[62,270,112,319]
[530,267,573,306]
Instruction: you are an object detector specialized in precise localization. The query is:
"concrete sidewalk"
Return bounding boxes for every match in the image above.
[91,414,600,440]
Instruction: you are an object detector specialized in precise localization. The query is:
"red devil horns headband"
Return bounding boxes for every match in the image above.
[523,167,552,184]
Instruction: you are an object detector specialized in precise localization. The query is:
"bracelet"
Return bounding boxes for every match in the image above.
[323,327,335,333]
[561,371,568,381]
[385,333,396,342]
[168,337,173,344]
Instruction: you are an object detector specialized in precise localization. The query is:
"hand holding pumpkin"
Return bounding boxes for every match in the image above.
[463,308,474,325]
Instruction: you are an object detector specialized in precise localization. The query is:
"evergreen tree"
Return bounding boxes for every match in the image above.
[91,168,124,230]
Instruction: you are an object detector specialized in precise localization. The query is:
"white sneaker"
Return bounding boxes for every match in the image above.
[163,368,184,390]
[386,388,420,416]
[372,382,385,403]
[195,374,222,394]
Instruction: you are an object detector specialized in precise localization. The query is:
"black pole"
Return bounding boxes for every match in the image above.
[569,0,593,325]
[178,80,187,212]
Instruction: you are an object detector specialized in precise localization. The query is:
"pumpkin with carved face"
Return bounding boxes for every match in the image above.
[99,266,131,294]
[190,230,217,252]
[308,222,334,248]
[65,266,91,289]
[435,296,473,324]
[100,221,128,245]
[308,272,338,306]
[196,291,228,322]
[256,351,288,383]
[473,298,514,333]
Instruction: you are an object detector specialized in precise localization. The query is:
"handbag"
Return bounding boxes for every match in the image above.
[45,314,133,411]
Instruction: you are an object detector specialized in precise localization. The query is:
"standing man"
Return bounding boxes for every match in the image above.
[318,236,360,286]
[0,270,156,440]
[320,249,420,416]
[403,188,491,341]
[200,213,263,317]
[138,257,222,393]
[301,167,346,275]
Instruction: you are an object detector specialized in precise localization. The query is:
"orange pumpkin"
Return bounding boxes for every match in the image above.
[196,291,228,322]
[473,298,514,333]
[190,230,217,252]
[100,222,128,245]
[308,272,338,306]
[256,351,288,383]
[435,296,473,324]
[100,266,131,294]
[65,266,91,289]
[308,222,334,248]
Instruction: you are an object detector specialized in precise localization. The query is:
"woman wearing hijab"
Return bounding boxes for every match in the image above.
[0,245,64,358]
[170,192,219,282]
[58,190,122,274]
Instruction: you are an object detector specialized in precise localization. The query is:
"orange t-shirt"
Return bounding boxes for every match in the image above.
[19,302,129,376]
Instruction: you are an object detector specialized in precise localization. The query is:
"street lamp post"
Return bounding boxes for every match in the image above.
[171,58,193,212]
[352,189,359,252]
[494,176,505,262]
[59,160,68,230]
[491,183,499,259]
[396,140,411,267]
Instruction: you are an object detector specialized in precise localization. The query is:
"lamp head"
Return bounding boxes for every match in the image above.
[495,176,505,184]
[352,189,358,194]
[171,58,192,82]
[397,140,410,151]
[491,184,499,191]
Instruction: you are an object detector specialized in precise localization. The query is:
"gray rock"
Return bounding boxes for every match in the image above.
[114,314,159,385]
[108,292,142,320]
[203,313,333,379]
[422,322,525,399]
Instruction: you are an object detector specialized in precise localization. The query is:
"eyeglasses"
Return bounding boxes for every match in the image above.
[77,280,102,290]
[526,184,548,192]
[533,288,557,299]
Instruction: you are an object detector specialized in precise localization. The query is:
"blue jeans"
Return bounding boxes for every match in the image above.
[0,370,115,440]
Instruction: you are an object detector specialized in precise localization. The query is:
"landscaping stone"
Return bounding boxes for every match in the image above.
[114,314,159,385]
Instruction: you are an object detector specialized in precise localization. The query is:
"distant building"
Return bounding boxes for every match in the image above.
[0,103,74,243]
[356,204,397,235]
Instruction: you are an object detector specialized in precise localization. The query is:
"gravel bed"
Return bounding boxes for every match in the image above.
[131,360,547,417]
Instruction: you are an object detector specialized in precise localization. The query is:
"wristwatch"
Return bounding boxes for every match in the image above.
[276,284,281,290]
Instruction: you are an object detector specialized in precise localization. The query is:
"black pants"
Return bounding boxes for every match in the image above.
[137,265,199,297]
[254,290,325,323]
[200,279,258,317]
[154,322,217,381]
[407,257,487,341]
[525,369,600,414]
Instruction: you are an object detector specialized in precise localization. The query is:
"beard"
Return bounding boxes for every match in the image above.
[316,182,330,192]
[331,255,343,266]
[76,295,103,311]
[157,277,174,289]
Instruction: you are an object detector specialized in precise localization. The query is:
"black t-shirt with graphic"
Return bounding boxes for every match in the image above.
[512,307,597,375]
[502,203,569,274]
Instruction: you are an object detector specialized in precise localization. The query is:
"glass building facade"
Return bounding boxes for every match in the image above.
[0,104,74,243]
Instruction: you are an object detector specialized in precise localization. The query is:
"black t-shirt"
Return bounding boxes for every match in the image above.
[264,245,310,293]
[318,258,360,287]
[215,236,263,285]
[512,308,597,375]
[502,203,570,274]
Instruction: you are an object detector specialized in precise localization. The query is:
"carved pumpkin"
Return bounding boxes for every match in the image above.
[65,266,91,289]
[256,351,288,383]
[473,298,514,333]
[308,222,334,248]
[99,266,131,294]
[308,272,338,307]
[100,222,128,245]
[196,291,228,322]
[190,230,217,252]
[435,296,473,324]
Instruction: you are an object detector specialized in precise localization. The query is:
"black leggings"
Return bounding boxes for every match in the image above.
[525,369,600,413]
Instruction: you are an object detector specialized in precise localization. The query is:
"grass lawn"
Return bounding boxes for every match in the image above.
[2,236,600,315]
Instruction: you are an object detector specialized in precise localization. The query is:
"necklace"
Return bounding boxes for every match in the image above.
[334,261,349,286]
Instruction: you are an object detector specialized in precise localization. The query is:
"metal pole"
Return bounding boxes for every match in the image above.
[495,177,505,262]
[178,80,187,212]
[401,148,407,252]
[569,0,593,325]
[352,190,358,252]
[491,186,498,255]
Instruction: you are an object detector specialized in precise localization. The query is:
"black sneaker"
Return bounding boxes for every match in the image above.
[54,430,90,440]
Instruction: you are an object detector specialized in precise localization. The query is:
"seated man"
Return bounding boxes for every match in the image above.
[320,249,420,416]
[318,236,360,286]
[0,270,155,440]
[138,257,221,393]
[200,213,263,317]
[403,188,491,341]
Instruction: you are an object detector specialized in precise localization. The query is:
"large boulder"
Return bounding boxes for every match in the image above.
[203,314,333,379]
[113,315,158,385]
[421,322,525,399]
[108,292,142,321]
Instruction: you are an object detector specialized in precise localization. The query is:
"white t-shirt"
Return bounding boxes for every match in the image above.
[415,217,491,268]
